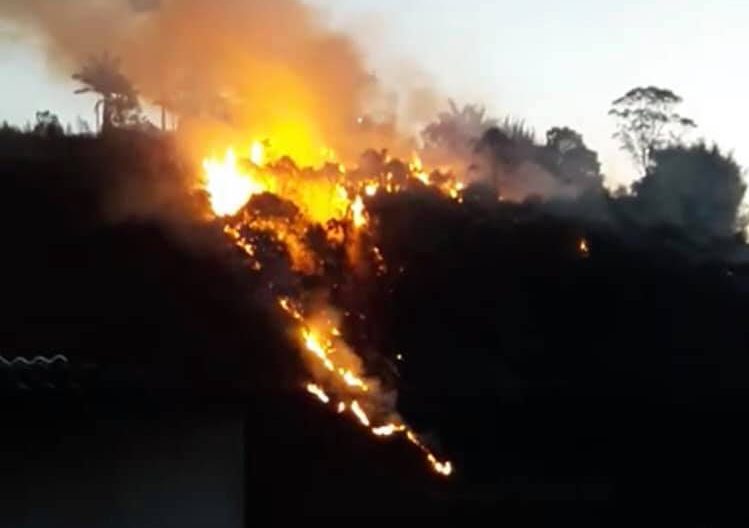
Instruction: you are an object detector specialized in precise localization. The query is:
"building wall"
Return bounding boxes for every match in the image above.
[0,408,244,528]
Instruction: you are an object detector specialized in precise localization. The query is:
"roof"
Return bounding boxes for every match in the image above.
[0,354,75,391]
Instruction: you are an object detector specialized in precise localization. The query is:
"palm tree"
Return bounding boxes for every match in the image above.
[421,100,498,153]
[73,53,139,134]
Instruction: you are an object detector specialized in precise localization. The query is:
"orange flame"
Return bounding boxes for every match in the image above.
[202,148,269,217]
[351,195,367,230]
[372,424,407,437]
[306,383,331,404]
[202,140,455,478]
[350,400,371,427]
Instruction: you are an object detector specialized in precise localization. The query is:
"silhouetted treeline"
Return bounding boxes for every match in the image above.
[422,88,746,249]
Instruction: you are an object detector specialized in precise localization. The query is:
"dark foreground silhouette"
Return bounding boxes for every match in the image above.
[1,130,748,523]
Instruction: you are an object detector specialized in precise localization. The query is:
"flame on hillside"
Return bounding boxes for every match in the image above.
[201,138,456,478]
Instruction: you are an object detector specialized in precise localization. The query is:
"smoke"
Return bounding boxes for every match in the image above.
[301,300,393,409]
[1,0,575,205]
[0,0,419,162]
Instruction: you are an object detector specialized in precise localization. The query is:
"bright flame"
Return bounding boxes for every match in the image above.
[351,195,367,229]
[410,152,423,172]
[250,141,265,166]
[350,400,370,427]
[303,329,336,372]
[410,153,431,186]
[405,430,454,477]
[449,181,466,200]
[306,383,330,404]
[340,369,370,392]
[429,456,454,477]
[372,424,406,437]
[203,142,459,478]
[202,148,267,216]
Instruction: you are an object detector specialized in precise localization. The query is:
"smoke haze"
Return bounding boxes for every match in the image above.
[0,0,430,162]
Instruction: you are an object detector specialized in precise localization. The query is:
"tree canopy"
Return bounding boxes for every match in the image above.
[610,86,696,175]
[73,53,140,133]
[633,143,747,241]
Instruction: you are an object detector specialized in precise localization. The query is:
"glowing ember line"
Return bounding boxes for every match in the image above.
[234,231,454,478]
[206,141,457,478]
[306,383,330,404]
[303,330,335,372]
[405,430,454,477]
[350,401,370,427]
[372,424,406,437]
[340,369,369,392]
[278,298,304,321]
[428,455,454,477]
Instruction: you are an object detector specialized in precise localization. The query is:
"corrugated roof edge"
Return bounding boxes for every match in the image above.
[0,354,69,367]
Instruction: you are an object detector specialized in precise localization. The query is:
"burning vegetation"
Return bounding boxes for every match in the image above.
[4,0,749,517]
[201,139,458,477]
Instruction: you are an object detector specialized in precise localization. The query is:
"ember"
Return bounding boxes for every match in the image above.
[579,238,591,257]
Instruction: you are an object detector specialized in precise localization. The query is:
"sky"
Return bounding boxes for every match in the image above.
[1,0,747,185]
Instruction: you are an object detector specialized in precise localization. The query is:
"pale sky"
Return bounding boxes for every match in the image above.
[1,0,747,185]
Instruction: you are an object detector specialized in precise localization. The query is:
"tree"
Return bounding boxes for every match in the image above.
[633,143,746,241]
[73,53,140,134]
[609,87,696,175]
[543,127,602,189]
[546,127,584,156]
[32,111,64,138]
[422,100,498,153]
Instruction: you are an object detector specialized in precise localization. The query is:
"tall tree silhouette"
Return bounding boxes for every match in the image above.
[609,87,696,176]
[73,54,139,134]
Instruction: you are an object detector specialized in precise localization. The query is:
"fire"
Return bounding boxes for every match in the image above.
[449,181,466,200]
[429,456,454,477]
[579,238,590,257]
[410,153,431,186]
[297,313,371,392]
[202,140,455,478]
[306,383,331,404]
[202,142,466,222]
[351,195,367,229]
[350,400,371,427]
[202,148,268,216]
[250,141,265,166]
[276,295,453,476]
[341,370,369,392]
[302,329,336,372]
[372,424,406,437]
[405,431,454,476]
